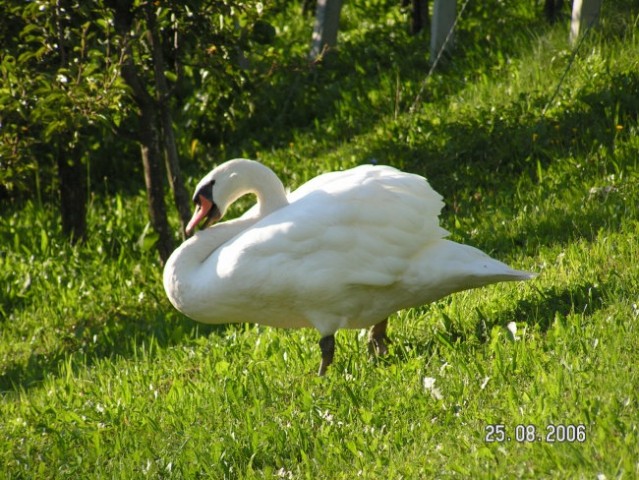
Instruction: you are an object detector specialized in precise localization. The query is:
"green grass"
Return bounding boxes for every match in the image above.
[2,2,639,478]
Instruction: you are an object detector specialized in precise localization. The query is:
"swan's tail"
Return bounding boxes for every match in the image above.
[411,240,536,302]
[446,240,537,285]
[478,267,537,286]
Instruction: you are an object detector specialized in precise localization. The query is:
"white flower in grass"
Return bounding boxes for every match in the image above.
[276,468,294,479]
[319,409,337,425]
[423,376,443,400]
[506,322,519,341]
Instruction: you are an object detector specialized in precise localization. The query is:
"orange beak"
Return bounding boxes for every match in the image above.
[186,195,214,235]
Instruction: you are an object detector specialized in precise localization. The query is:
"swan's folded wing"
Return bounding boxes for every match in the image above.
[214,165,449,294]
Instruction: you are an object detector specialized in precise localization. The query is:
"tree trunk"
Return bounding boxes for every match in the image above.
[57,148,87,244]
[144,4,191,239]
[544,0,564,23]
[161,103,191,241]
[570,0,602,45]
[310,0,343,59]
[430,0,456,64]
[54,0,87,244]
[110,0,174,263]
[124,66,174,264]
[139,121,174,263]
[410,0,429,35]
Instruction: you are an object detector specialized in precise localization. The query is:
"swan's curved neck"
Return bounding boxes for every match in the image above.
[163,161,289,317]
[229,161,288,217]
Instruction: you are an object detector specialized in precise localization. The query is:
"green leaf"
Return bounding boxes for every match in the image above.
[164,71,178,82]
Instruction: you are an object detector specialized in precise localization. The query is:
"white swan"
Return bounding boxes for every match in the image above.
[163,159,535,375]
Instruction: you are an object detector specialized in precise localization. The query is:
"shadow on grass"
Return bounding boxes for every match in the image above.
[0,310,228,393]
[389,280,606,364]
[224,1,556,157]
[356,70,639,258]
[370,70,638,194]
[473,281,606,341]
[0,275,612,392]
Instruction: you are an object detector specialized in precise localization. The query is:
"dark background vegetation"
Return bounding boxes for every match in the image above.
[1,0,637,256]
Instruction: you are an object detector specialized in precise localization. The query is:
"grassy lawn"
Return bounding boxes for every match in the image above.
[1,2,638,478]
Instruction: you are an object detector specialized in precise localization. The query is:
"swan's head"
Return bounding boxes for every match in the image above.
[185,160,255,235]
[185,159,287,235]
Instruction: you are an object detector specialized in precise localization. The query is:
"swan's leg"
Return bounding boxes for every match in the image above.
[318,335,335,376]
[368,318,390,356]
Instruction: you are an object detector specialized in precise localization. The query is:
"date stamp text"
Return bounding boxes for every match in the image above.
[484,424,586,443]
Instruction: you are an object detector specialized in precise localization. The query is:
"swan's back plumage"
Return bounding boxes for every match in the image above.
[166,163,533,335]
[213,166,445,292]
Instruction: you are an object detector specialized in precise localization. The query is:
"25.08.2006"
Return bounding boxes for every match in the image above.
[485,424,587,443]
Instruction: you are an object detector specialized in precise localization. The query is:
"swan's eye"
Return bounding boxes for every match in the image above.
[193,179,215,204]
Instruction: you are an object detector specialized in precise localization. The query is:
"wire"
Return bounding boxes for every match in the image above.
[410,0,472,114]
[541,10,600,116]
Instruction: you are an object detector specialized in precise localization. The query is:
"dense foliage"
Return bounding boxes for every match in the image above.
[0,0,271,199]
